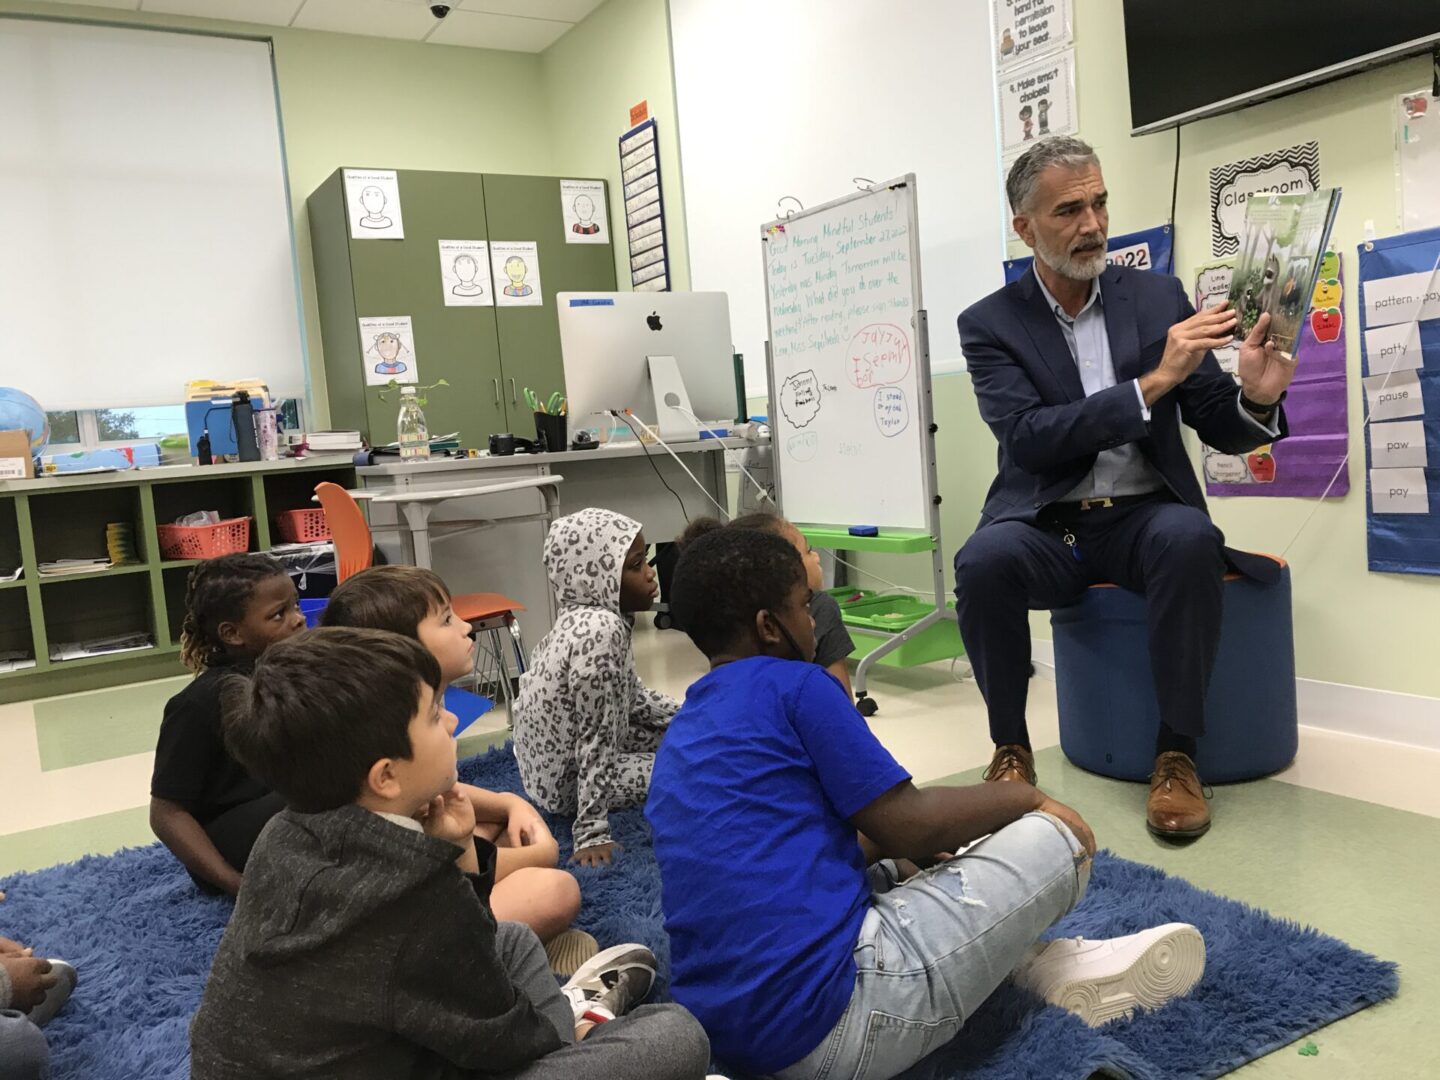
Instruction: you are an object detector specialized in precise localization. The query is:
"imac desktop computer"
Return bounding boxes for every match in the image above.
[556,291,739,445]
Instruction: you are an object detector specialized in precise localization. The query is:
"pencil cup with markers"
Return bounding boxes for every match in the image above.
[526,387,568,451]
[534,412,567,452]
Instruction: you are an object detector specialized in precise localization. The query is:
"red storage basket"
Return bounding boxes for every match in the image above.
[275,508,331,543]
[157,517,252,560]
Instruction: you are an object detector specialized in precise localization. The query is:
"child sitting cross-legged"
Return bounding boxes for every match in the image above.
[322,565,594,971]
[191,627,711,1080]
[513,508,679,867]
[150,553,305,895]
[647,528,1207,1080]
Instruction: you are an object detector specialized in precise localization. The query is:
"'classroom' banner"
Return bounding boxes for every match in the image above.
[1003,224,1173,284]
[1358,227,1440,575]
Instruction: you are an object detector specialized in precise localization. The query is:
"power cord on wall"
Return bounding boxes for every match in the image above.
[1167,123,1182,274]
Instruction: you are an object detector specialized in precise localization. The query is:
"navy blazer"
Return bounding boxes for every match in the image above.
[958,264,1287,580]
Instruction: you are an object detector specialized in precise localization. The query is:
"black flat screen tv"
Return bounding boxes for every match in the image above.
[1123,1,1440,134]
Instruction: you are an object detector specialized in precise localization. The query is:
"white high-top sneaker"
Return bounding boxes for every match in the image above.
[1012,923,1205,1027]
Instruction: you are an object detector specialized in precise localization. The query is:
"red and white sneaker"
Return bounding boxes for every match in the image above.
[1012,923,1205,1026]
[560,943,658,1024]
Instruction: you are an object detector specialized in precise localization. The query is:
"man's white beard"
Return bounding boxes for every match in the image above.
[1035,232,1107,281]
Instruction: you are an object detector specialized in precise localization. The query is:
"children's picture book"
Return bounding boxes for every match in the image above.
[1227,188,1342,358]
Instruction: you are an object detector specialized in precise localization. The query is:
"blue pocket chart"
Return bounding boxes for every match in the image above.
[1357,227,1440,574]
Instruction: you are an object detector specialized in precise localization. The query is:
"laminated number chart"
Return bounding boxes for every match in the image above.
[1357,226,1440,573]
[618,119,670,292]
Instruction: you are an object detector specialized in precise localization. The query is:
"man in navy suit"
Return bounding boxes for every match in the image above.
[954,137,1297,839]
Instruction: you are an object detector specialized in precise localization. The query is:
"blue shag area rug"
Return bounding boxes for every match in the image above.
[0,746,1397,1080]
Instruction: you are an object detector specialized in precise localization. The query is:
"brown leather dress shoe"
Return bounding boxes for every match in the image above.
[1147,752,1211,839]
[984,744,1037,785]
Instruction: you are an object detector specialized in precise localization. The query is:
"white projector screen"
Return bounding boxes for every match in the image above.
[0,18,306,411]
[669,0,1007,393]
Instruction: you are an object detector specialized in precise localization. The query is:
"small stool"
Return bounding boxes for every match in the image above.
[1049,560,1296,783]
[456,592,527,724]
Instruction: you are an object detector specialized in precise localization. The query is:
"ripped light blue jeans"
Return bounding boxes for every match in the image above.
[773,812,1091,1080]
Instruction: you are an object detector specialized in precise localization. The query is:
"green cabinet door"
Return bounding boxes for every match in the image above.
[347,171,507,447]
[481,174,617,435]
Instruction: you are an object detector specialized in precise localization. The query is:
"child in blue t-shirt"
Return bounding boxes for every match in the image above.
[647,528,1206,1079]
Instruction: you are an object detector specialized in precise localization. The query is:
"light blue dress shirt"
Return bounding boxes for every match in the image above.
[1034,274,1278,503]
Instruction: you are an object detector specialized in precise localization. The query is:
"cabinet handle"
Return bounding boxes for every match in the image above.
[493,378,501,405]
[509,378,517,404]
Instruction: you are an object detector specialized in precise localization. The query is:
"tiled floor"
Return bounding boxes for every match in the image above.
[3,618,1439,1075]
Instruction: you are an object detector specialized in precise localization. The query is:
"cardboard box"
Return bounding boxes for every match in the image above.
[0,430,35,479]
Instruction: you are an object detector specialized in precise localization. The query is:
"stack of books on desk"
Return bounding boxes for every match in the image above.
[305,431,363,451]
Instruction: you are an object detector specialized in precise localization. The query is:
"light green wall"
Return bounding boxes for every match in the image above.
[538,0,690,290]
[761,1,1440,699]
[0,1,553,428]
[14,0,1433,697]
[1033,1,1439,697]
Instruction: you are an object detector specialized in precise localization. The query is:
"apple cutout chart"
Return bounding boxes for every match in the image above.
[1195,250,1350,497]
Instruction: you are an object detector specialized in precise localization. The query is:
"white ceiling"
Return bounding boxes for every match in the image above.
[23,0,604,52]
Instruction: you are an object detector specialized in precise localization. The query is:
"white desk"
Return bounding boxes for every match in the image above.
[358,438,761,643]
[368,476,563,570]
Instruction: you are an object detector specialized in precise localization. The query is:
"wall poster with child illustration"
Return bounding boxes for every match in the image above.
[997,47,1076,158]
[437,239,495,307]
[342,168,405,240]
[560,179,610,245]
[358,315,419,386]
[490,240,544,307]
[993,0,1073,71]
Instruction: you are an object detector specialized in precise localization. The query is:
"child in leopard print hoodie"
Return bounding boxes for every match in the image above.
[513,508,679,867]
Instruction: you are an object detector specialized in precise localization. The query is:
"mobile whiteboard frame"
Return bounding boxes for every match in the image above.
[760,176,956,713]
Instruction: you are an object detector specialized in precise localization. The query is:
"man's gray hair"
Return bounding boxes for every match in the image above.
[1005,136,1100,214]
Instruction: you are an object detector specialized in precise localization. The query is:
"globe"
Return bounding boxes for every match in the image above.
[0,388,50,459]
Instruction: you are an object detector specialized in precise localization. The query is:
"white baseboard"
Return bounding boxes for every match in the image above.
[1031,638,1055,679]
[1029,637,1440,753]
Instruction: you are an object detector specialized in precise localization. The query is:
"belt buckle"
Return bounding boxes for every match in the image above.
[1079,497,1113,511]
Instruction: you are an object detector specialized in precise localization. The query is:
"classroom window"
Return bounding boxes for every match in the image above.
[2,20,306,414]
[96,406,187,443]
[46,412,81,445]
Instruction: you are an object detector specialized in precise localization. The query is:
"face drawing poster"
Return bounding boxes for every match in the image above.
[359,315,418,386]
[561,179,610,245]
[438,240,494,307]
[490,241,543,307]
[344,169,405,240]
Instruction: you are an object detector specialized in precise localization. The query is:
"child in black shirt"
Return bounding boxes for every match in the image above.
[150,553,305,894]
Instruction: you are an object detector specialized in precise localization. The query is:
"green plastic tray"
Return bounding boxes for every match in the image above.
[841,594,964,668]
[822,585,877,608]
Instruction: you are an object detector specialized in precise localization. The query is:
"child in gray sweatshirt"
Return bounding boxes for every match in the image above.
[190,627,708,1080]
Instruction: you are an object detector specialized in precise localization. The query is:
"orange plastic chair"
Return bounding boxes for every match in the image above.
[314,482,528,710]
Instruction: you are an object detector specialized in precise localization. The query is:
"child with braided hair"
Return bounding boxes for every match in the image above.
[150,553,305,895]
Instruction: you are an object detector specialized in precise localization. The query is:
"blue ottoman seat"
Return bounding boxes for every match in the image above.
[1049,559,1296,783]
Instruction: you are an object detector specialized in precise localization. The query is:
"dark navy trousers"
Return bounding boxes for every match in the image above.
[953,497,1225,748]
